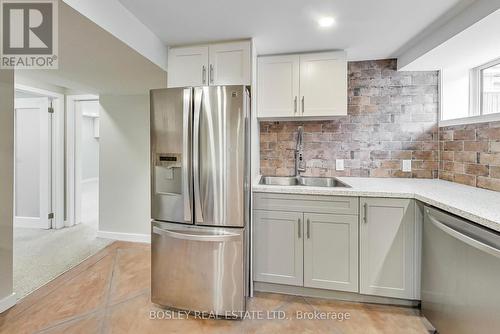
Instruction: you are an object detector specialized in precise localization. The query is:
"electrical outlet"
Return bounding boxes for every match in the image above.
[336,159,345,171]
[402,160,412,172]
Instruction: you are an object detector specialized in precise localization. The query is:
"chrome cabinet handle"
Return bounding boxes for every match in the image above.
[301,96,305,114]
[294,96,298,114]
[298,218,301,238]
[209,64,214,84]
[363,203,368,223]
[182,88,193,222]
[202,65,207,84]
[307,219,311,239]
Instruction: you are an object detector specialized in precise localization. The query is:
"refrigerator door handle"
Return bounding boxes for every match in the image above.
[182,88,193,222]
[193,88,204,223]
[152,226,240,242]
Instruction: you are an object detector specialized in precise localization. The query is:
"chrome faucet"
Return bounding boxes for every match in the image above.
[295,126,306,176]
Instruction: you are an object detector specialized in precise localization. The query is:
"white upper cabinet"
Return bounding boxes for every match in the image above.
[300,52,347,117]
[167,46,209,88]
[167,41,251,88]
[257,55,299,118]
[209,41,251,86]
[257,51,347,118]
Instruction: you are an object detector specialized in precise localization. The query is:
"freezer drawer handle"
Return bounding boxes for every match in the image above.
[152,226,240,242]
[427,212,500,259]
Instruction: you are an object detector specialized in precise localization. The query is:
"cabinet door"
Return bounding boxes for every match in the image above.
[209,41,251,86]
[257,55,300,118]
[299,51,347,117]
[360,198,418,299]
[253,210,303,286]
[304,213,358,292]
[167,46,209,88]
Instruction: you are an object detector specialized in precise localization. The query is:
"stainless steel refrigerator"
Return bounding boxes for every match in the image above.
[150,86,250,316]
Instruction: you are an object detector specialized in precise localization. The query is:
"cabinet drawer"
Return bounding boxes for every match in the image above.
[253,193,358,215]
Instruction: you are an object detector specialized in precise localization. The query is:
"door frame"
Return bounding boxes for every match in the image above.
[14,84,65,229]
[65,95,99,227]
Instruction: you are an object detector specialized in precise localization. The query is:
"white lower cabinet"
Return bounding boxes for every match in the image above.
[252,194,421,301]
[253,210,303,286]
[359,198,419,299]
[304,213,358,292]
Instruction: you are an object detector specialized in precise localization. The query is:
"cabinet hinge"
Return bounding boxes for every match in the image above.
[48,213,54,219]
[48,107,54,114]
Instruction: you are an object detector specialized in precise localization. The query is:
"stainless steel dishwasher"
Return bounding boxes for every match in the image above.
[422,206,500,333]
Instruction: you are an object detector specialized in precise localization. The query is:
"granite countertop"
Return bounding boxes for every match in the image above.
[253,176,500,233]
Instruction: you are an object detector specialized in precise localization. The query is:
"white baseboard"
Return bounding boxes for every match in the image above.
[0,293,16,313]
[14,217,47,229]
[97,230,150,243]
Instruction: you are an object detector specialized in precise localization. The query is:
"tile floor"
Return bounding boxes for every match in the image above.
[0,242,430,334]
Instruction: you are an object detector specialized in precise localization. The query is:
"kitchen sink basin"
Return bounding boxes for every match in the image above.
[259,176,300,186]
[259,176,350,188]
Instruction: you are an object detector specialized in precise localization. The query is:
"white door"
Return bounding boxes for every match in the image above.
[299,51,347,117]
[304,213,359,292]
[167,46,209,87]
[359,198,418,299]
[209,41,251,86]
[14,98,52,229]
[257,55,300,118]
[253,210,303,286]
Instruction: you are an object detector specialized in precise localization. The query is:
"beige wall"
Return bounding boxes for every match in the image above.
[0,70,14,304]
[99,95,151,237]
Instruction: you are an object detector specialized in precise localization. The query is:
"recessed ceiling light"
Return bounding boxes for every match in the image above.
[318,17,335,28]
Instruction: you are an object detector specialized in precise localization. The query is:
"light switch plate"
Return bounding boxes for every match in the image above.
[336,159,345,171]
[402,160,412,172]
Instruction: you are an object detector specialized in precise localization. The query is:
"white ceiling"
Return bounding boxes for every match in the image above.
[18,2,166,95]
[118,0,465,60]
[400,8,500,71]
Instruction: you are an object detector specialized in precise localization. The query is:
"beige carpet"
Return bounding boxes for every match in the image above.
[13,223,112,299]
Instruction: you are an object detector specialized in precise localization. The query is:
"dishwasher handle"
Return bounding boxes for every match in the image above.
[427,211,500,260]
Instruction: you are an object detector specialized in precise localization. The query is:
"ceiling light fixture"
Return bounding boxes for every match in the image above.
[318,17,335,28]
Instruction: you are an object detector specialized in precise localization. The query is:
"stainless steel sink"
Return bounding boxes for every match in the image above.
[259,176,350,188]
[259,176,299,186]
[298,176,350,188]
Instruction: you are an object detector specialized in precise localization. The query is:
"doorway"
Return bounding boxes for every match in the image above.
[12,89,111,300]
[14,97,52,229]
[66,96,101,229]
[76,100,100,228]
[14,85,64,230]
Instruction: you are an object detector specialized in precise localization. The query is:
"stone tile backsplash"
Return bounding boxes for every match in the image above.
[439,122,500,191]
[260,59,440,178]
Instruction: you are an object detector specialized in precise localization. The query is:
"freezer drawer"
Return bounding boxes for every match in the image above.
[151,221,246,315]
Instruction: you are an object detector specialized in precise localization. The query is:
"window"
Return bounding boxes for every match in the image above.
[438,58,500,126]
[469,58,500,119]
[480,62,500,115]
